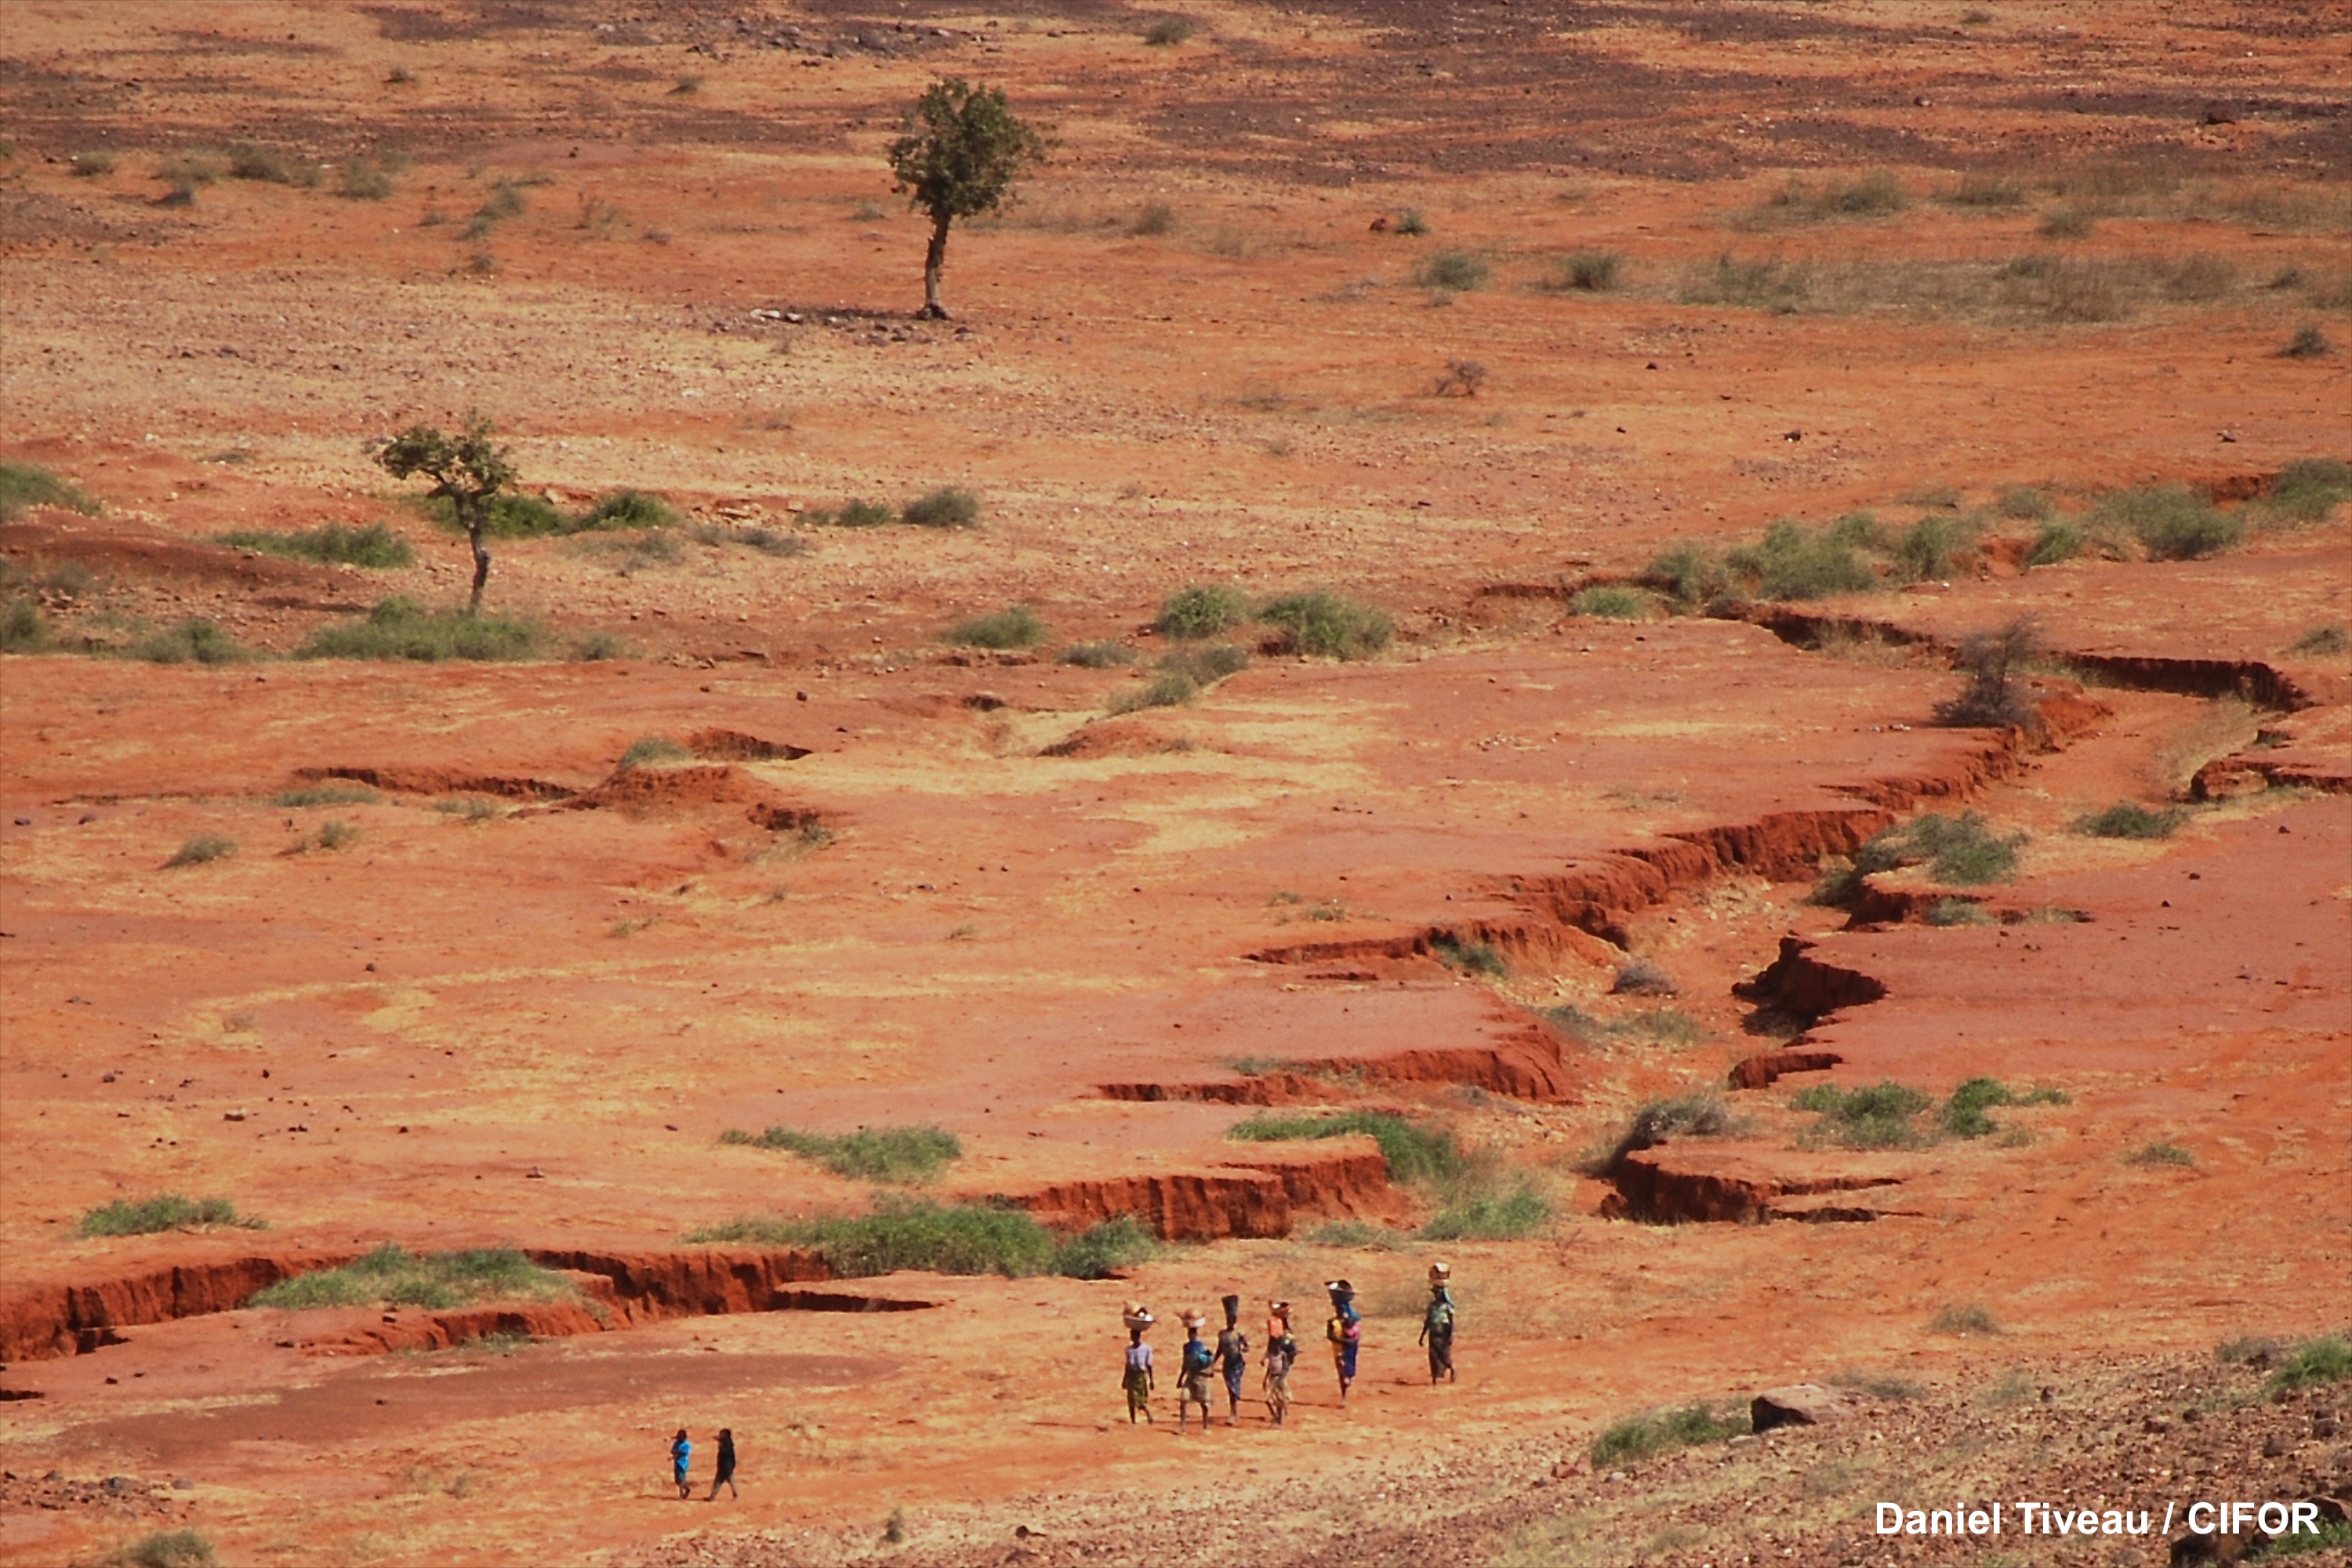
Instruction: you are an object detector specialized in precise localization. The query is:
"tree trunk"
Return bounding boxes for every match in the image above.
[464,510,491,615]
[919,212,952,319]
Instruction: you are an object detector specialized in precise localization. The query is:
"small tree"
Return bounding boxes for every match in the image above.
[1934,615,2039,729]
[885,78,1047,319]
[372,413,517,613]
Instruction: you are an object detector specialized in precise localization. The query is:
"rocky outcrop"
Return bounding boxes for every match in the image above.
[1751,1383,1857,1432]
[1011,1147,1402,1241]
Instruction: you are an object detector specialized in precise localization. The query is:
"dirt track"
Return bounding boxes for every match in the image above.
[2,2,2349,1565]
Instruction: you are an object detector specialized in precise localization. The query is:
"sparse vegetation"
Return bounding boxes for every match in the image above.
[78,1193,256,1237]
[1765,169,1907,221]
[2278,324,2331,360]
[2093,484,2239,561]
[220,521,412,568]
[300,597,539,661]
[335,156,397,201]
[1795,1080,1933,1149]
[165,833,237,868]
[1156,643,1249,684]
[1863,811,2020,887]
[2076,801,2184,839]
[1640,543,1737,611]
[902,487,982,528]
[1259,590,1391,659]
[1142,16,1196,45]
[1392,209,1429,237]
[1432,934,1508,977]
[1996,484,2053,521]
[1434,358,1489,396]
[1591,1404,1748,1468]
[1061,641,1138,668]
[227,142,311,185]
[1131,200,1177,236]
[1934,616,2038,729]
[2264,1335,2352,1398]
[129,619,245,666]
[1942,1077,2065,1138]
[1588,1092,1735,1174]
[1544,1004,1707,1048]
[112,1530,217,1568]
[1611,958,1677,997]
[2126,1140,2196,1168]
[576,488,677,530]
[2288,623,2348,656]
[1417,250,1490,292]
[1942,174,2024,208]
[1892,514,1975,583]
[1929,1303,2003,1336]
[0,460,101,521]
[2265,459,2352,524]
[0,598,46,652]
[2025,521,2085,566]
[807,498,896,529]
[617,735,691,771]
[686,1200,1136,1280]
[274,783,379,808]
[1156,583,1252,641]
[1421,1175,1550,1241]
[70,150,117,178]
[887,78,1050,318]
[2038,205,2094,239]
[1569,585,1646,619]
[1229,1109,1463,1188]
[1725,517,1877,601]
[249,1245,576,1311]
[718,1124,962,1184]
[1552,251,1622,292]
[1922,897,1992,927]
[1049,1214,1156,1279]
[945,604,1047,650]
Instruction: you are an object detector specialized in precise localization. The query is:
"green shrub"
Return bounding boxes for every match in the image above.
[1052,1214,1156,1279]
[78,1193,252,1237]
[1892,514,1974,582]
[220,521,412,567]
[1417,250,1490,292]
[617,735,691,771]
[946,604,1047,649]
[1929,1303,2002,1336]
[1061,641,1139,668]
[2126,1141,2195,1168]
[901,487,981,528]
[1996,485,2053,521]
[314,818,358,851]
[1588,1092,1734,1174]
[114,1530,217,1568]
[1940,1076,2063,1138]
[1155,583,1252,640]
[1228,1109,1463,1188]
[808,498,895,528]
[1157,643,1249,684]
[336,158,397,200]
[1432,934,1507,976]
[1142,16,1196,45]
[1795,1080,1933,1149]
[299,597,539,661]
[1109,670,1194,710]
[418,491,568,539]
[2075,801,2183,839]
[1726,519,1876,600]
[1590,1404,1746,1468]
[1131,201,1177,237]
[2268,1520,2352,1557]
[129,619,245,665]
[2094,484,2240,561]
[0,460,101,521]
[2265,458,2352,522]
[70,151,116,178]
[576,488,677,530]
[1850,811,2020,887]
[1421,1176,1549,1240]
[1641,543,1737,611]
[227,142,303,183]
[249,1244,575,1311]
[165,834,236,868]
[1552,250,1622,291]
[2,599,48,652]
[2265,1335,2352,1398]
[687,1200,1060,1279]
[1923,896,1992,927]
[273,783,379,808]
[1569,585,1646,619]
[717,1124,961,1184]
[1543,1004,1704,1048]
[1612,957,1675,996]
[2025,521,2084,566]
[1259,590,1391,659]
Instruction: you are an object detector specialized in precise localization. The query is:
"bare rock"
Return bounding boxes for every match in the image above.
[1751,1383,1856,1432]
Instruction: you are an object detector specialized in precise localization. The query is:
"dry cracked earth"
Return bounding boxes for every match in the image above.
[1,2,2348,1566]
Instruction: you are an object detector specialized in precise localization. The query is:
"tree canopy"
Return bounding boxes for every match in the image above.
[885,79,1047,316]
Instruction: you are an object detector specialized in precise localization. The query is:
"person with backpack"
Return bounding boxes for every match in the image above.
[1121,1304,1157,1424]
[1214,1294,1250,1428]
[1261,1301,1298,1428]
[1419,1261,1457,1385]
[1323,1279,1361,1408]
[1177,1310,1217,1433]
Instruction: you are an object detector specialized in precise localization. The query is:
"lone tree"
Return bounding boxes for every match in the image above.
[886,78,1047,319]
[372,413,517,613]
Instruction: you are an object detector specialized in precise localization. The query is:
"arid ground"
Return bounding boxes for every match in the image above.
[2,2,2348,1566]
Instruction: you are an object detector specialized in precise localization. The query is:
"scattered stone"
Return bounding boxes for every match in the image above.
[1751,1384,1856,1432]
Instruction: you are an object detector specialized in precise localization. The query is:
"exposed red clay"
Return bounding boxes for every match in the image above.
[294,764,579,800]
[1735,936,1892,1018]
[1725,1050,1845,1091]
[1011,1147,1405,1240]
[1598,1145,1904,1225]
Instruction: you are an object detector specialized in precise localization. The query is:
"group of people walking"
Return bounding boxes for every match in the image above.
[1121,1264,1457,1431]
